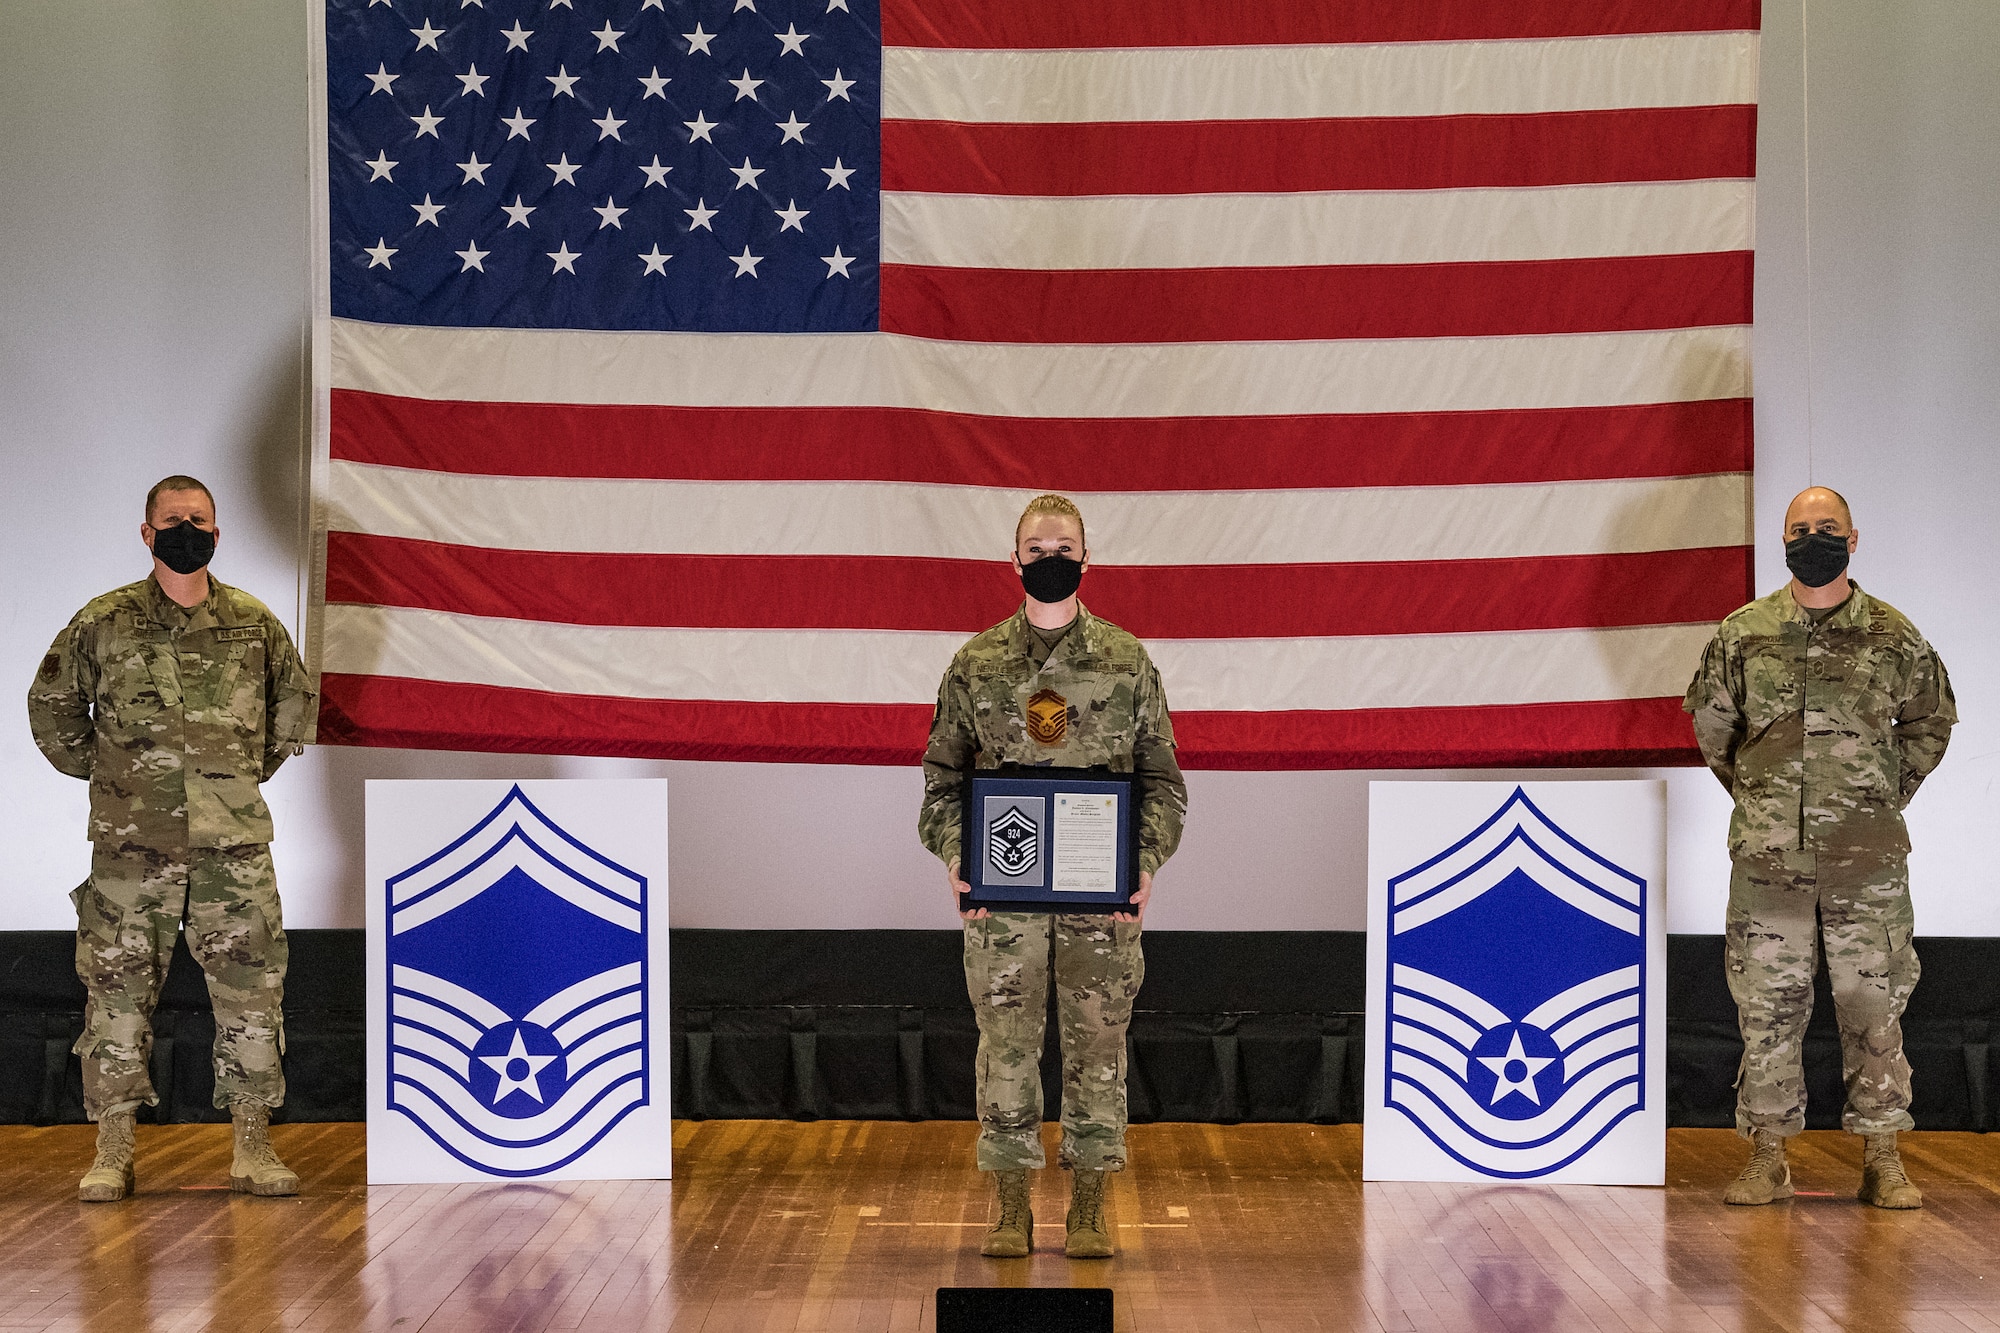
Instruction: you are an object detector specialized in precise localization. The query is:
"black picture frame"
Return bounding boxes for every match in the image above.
[959,767,1140,913]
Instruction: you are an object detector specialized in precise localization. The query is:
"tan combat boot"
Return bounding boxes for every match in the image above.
[1064,1168,1114,1258]
[78,1107,137,1203]
[229,1103,300,1196]
[979,1168,1033,1257]
[1723,1128,1793,1205]
[1858,1132,1922,1209]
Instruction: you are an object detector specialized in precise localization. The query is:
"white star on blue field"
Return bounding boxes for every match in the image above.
[326,0,879,330]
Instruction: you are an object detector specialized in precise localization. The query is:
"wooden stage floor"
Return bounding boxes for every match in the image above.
[2,1122,1998,1332]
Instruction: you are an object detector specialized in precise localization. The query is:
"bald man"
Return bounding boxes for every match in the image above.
[1684,487,1955,1208]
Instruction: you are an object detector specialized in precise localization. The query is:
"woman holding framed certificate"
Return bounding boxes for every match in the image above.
[918,494,1188,1260]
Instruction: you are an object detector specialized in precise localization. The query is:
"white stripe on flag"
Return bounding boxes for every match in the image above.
[321,604,1713,711]
[330,320,1751,416]
[327,462,1749,565]
[882,181,1753,270]
[882,32,1759,123]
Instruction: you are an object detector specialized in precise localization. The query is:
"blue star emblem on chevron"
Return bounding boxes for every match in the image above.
[1364,782,1666,1185]
[368,780,672,1182]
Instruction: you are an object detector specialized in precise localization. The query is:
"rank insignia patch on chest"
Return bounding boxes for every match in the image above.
[1025,688,1069,746]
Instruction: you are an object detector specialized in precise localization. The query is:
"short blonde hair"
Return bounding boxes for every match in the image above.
[1014,493,1085,547]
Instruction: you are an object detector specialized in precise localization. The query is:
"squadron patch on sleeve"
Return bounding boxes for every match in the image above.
[40,652,62,682]
[1025,688,1069,746]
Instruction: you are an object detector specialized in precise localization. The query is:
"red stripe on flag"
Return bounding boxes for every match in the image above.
[326,533,1752,638]
[882,108,1757,196]
[316,674,1701,769]
[880,253,1753,344]
[1172,696,1702,770]
[317,673,931,765]
[883,0,1760,49]
[331,392,1752,489]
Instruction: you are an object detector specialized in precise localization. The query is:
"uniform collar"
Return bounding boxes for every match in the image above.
[1779,580,1870,629]
[1006,601,1099,659]
[146,573,223,630]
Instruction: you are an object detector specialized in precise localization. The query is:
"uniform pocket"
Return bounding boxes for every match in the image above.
[230,871,286,944]
[106,689,165,722]
[69,879,96,936]
[1740,647,1799,739]
[70,878,119,945]
[194,847,286,948]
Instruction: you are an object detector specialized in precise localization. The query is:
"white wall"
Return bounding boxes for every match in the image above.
[3,1,1994,935]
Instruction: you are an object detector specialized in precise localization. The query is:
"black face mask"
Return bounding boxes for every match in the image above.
[1019,554,1084,604]
[151,521,216,575]
[1784,531,1850,588]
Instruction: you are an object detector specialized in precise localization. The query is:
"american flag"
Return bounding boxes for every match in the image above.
[311,0,1759,768]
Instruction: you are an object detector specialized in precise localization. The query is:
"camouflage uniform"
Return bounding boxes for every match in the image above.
[920,603,1187,1171]
[1683,584,1954,1138]
[27,576,316,1120]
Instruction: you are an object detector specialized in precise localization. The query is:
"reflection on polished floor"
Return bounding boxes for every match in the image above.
[1,1120,1997,1331]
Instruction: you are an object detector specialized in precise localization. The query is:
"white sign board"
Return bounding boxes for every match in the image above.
[1364,781,1666,1185]
[365,780,671,1183]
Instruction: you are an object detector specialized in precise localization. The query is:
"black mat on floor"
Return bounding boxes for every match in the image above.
[936,1288,1112,1333]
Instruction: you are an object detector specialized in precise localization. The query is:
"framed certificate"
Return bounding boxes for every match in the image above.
[960,768,1140,913]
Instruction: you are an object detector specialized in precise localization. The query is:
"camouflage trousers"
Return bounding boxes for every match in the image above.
[1726,850,1918,1138]
[72,840,288,1120]
[964,912,1144,1172]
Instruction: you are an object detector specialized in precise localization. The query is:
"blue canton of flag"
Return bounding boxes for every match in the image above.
[1383,787,1648,1179]
[327,0,879,330]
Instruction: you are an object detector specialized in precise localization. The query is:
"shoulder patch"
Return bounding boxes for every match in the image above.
[39,652,62,682]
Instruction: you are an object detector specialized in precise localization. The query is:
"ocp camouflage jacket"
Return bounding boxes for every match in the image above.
[1683,584,1955,857]
[28,576,316,849]
[920,603,1187,874]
